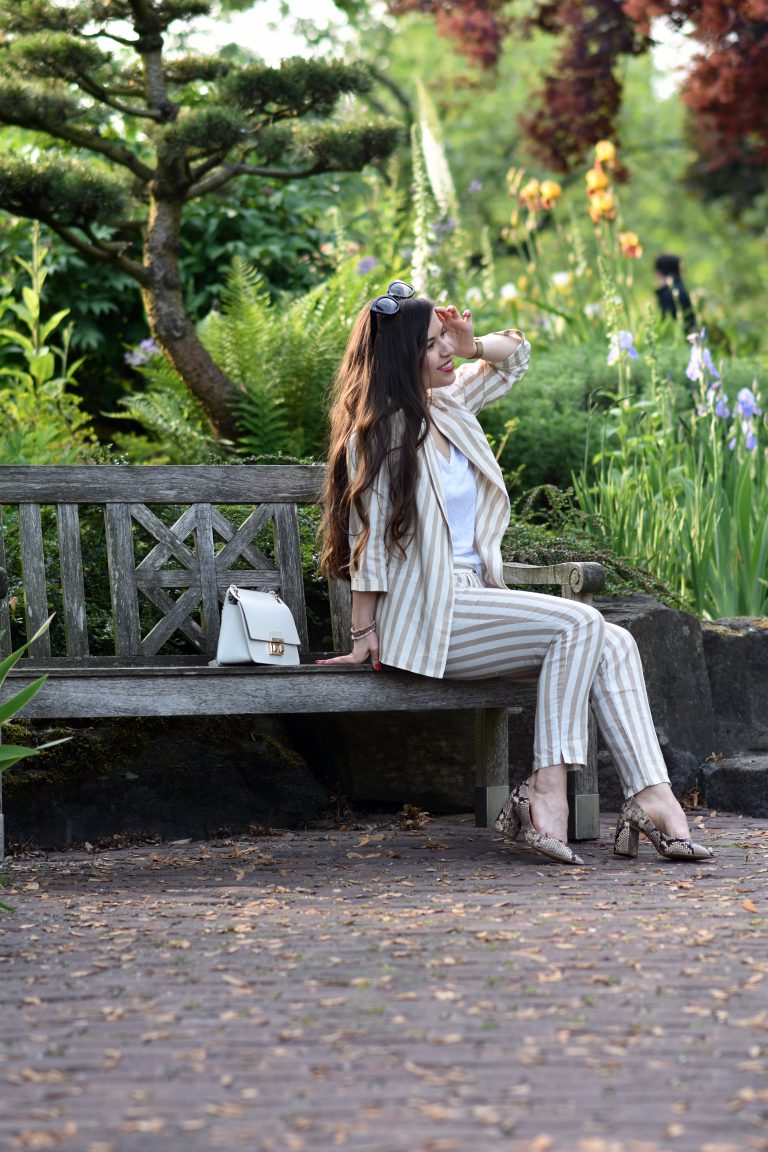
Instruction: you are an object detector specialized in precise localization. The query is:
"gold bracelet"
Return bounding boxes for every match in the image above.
[473,338,484,360]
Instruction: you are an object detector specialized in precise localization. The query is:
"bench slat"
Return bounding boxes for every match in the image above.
[0,465,326,504]
[3,663,526,718]
[274,504,309,651]
[329,577,352,654]
[105,504,142,656]
[56,503,89,657]
[0,509,11,658]
[136,505,197,573]
[141,584,206,656]
[19,504,51,658]
[131,503,199,571]
[195,503,222,656]
[213,504,276,570]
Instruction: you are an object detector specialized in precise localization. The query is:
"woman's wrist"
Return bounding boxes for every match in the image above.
[351,619,377,641]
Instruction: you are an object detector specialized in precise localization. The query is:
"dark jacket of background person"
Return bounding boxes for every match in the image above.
[654,253,696,333]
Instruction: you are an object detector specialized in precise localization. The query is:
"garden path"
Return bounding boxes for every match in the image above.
[1,810,767,1152]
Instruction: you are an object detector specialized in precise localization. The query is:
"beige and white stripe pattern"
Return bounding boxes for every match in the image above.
[349,331,530,678]
[444,570,669,797]
[347,329,670,796]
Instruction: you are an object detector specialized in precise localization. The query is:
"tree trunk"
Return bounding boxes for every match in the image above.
[142,192,242,443]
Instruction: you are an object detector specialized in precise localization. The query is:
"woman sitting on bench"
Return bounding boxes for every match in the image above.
[317,281,712,866]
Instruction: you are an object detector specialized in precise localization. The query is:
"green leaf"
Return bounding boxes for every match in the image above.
[0,674,48,724]
[39,308,71,343]
[21,285,39,321]
[0,615,54,687]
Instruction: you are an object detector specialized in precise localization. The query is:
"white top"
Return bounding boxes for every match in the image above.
[438,443,483,570]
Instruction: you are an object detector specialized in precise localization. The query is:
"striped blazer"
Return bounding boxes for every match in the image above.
[349,330,531,678]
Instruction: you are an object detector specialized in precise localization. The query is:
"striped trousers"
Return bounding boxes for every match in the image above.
[442,570,669,797]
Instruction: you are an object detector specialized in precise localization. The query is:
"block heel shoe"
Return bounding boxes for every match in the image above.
[494,781,585,866]
[613,797,714,861]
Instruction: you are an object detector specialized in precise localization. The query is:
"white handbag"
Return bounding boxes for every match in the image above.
[214,585,301,666]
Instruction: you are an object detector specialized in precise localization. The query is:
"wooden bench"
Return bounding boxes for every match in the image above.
[0,465,605,857]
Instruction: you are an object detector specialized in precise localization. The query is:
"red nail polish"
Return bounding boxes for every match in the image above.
[374,662,382,671]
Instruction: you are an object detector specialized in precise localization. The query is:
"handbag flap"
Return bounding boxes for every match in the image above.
[234,589,301,646]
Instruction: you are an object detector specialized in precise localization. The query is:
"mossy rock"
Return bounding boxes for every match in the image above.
[4,715,328,850]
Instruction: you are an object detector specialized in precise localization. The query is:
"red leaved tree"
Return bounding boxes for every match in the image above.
[388,0,768,197]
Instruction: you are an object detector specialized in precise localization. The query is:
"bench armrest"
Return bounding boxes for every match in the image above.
[503,561,605,603]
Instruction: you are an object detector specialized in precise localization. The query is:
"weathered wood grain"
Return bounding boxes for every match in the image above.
[329,577,352,655]
[56,504,89,657]
[0,510,11,658]
[2,663,524,718]
[104,504,142,656]
[19,504,51,659]
[0,465,326,504]
[273,503,309,651]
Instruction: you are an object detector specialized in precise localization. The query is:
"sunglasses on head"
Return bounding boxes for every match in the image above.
[369,280,415,317]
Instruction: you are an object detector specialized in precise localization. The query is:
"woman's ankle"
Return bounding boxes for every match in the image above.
[529,763,568,795]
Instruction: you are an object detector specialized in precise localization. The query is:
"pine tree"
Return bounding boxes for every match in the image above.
[0,1,399,439]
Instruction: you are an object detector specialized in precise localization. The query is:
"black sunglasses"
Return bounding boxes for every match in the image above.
[370,280,415,316]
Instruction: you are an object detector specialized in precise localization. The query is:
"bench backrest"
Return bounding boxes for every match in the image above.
[0,465,342,661]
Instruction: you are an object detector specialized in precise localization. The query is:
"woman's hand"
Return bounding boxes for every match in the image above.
[434,304,475,359]
[314,633,381,670]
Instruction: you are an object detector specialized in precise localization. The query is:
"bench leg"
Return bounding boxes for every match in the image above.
[475,707,509,827]
[567,709,600,841]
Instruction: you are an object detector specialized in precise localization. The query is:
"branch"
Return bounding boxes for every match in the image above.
[71,72,166,121]
[188,161,322,199]
[45,223,147,284]
[80,29,138,49]
[44,124,153,183]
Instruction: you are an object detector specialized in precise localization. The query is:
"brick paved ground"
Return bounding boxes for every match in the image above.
[1,809,767,1152]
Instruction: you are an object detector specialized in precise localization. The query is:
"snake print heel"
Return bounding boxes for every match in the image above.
[613,797,714,861]
[494,782,585,866]
[613,815,640,858]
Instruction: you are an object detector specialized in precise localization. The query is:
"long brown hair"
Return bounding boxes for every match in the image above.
[320,293,435,579]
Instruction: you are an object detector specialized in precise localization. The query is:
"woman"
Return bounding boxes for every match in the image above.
[317,281,712,866]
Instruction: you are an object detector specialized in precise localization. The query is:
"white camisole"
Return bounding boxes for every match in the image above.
[437,442,483,571]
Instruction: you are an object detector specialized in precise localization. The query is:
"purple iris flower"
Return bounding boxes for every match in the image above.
[124,337,160,367]
[746,431,757,451]
[357,256,379,275]
[736,387,761,420]
[607,330,639,365]
[686,345,720,383]
[467,180,483,194]
[685,328,720,383]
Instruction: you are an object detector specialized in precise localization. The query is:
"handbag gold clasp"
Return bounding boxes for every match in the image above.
[269,637,285,656]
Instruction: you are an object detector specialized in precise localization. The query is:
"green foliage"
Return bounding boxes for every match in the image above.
[0,154,129,229]
[113,255,379,461]
[573,329,768,618]
[109,352,222,464]
[503,485,678,604]
[0,615,69,905]
[0,618,68,775]
[231,258,379,457]
[0,1,401,437]
[0,227,98,463]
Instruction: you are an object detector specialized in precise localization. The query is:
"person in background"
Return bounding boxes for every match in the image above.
[654,253,697,333]
[316,280,713,867]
